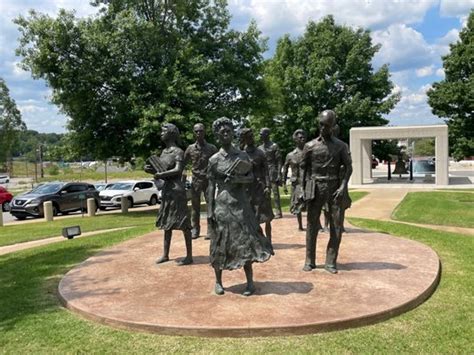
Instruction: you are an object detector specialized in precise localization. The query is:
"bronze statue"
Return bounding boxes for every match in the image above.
[184,123,218,239]
[333,124,352,233]
[240,128,274,247]
[302,110,352,273]
[258,128,283,219]
[282,129,307,231]
[208,118,273,296]
[145,123,193,265]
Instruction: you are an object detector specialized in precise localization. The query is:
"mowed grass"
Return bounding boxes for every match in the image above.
[0,210,157,247]
[392,191,474,228]
[0,217,472,352]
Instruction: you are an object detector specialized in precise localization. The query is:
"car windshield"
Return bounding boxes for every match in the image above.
[107,183,133,190]
[94,184,106,191]
[31,183,64,194]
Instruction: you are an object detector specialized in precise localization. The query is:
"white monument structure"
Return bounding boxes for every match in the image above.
[350,125,449,186]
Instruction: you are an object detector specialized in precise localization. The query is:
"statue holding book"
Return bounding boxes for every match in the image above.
[145,123,193,265]
[207,117,273,296]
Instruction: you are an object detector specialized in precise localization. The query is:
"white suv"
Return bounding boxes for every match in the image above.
[99,180,160,210]
[0,175,10,184]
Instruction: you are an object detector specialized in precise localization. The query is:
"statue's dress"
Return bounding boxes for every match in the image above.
[208,147,272,270]
[156,146,191,231]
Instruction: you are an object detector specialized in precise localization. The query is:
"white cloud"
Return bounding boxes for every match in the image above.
[386,84,444,126]
[229,0,437,36]
[372,24,436,71]
[440,0,474,17]
[416,65,434,77]
[434,28,460,56]
[436,67,445,77]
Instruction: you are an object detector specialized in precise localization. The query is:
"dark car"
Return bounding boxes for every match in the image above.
[0,186,13,212]
[9,182,99,220]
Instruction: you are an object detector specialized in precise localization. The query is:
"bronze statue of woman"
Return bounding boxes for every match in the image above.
[145,123,193,265]
[207,118,273,296]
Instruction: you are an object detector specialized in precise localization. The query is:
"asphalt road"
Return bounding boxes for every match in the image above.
[2,204,158,226]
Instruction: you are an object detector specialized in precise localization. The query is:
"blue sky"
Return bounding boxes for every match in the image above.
[0,0,472,133]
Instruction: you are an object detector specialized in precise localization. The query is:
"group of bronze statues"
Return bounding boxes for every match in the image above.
[145,109,352,296]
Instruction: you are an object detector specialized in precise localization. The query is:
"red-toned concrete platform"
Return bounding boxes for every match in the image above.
[58,217,440,337]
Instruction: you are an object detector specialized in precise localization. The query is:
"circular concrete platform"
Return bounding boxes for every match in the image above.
[58,217,440,337]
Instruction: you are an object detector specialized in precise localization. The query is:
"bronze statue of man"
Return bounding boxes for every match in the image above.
[302,110,352,273]
[282,129,307,231]
[184,123,218,239]
[258,128,283,219]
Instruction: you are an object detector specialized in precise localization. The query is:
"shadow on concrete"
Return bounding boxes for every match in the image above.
[272,243,305,250]
[338,262,407,271]
[226,281,314,296]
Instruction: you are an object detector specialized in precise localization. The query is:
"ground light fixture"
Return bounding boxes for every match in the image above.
[62,226,82,239]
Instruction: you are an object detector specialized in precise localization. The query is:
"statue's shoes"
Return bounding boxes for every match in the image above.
[302,263,316,272]
[215,283,225,295]
[155,256,169,264]
[177,257,193,266]
[242,285,256,296]
[324,265,338,274]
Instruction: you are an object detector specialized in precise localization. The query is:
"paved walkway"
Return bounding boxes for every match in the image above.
[0,227,133,256]
[347,188,474,236]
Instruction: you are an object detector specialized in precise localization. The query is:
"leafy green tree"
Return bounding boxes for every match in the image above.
[15,0,267,160]
[257,16,399,153]
[0,78,26,172]
[427,11,474,161]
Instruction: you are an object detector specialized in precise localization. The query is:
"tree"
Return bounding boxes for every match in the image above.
[427,11,474,161]
[256,16,400,153]
[0,78,26,172]
[15,0,267,160]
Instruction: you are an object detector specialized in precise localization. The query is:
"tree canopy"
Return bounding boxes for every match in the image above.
[255,16,399,153]
[0,77,26,172]
[15,0,267,160]
[427,11,474,161]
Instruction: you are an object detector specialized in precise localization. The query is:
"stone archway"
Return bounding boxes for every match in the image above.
[349,125,449,186]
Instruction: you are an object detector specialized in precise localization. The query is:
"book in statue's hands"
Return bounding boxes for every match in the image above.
[224,158,252,176]
[147,155,166,173]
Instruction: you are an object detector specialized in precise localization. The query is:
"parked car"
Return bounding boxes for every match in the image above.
[99,180,160,210]
[0,186,13,212]
[9,182,99,220]
[413,159,435,174]
[94,182,114,191]
[0,175,10,184]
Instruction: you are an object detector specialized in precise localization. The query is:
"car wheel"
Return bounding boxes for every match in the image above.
[149,195,158,206]
[127,197,134,209]
[52,204,59,217]
[2,202,10,212]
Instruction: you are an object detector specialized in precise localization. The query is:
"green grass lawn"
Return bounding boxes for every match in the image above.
[392,191,474,228]
[0,217,472,352]
[0,210,157,247]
